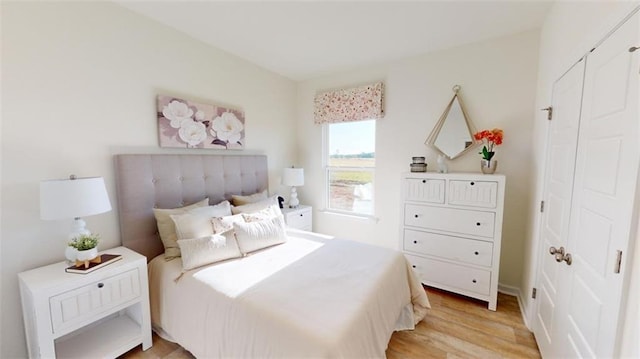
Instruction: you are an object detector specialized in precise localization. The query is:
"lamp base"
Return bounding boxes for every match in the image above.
[288,186,300,208]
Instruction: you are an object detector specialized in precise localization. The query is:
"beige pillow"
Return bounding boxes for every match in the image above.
[231,190,268,206]
[177,233,242,271]
[231,196,279,215]
[153,198,209,260]
[170,201,232,240]
[211,213,245,234]
[233,214,287,254]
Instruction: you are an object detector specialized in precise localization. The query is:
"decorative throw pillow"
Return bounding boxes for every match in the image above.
[170,200,232,240]
[153,198,209,260]
[233,214,287,254]
[231,196,279,215]
[231,190,268,206]
[177,234,242,271]
[211,213,245,234]
[241,204,282,222]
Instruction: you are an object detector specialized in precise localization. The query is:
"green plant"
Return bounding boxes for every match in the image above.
[69,233,100,251]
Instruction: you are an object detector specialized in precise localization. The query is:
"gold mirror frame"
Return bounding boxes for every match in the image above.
[425,85,478,160]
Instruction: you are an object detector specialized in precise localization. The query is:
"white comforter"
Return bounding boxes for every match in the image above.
[149,230,430,358]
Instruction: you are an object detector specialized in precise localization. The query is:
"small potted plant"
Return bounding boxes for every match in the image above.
[473,128,504,174]
[68,233,100,264]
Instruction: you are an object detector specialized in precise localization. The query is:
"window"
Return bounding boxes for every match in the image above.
[325,120,375,216]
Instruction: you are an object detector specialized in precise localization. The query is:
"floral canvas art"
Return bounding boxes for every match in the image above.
[157,95,245,149]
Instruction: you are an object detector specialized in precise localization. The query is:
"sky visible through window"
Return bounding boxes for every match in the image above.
[329,120,375,156]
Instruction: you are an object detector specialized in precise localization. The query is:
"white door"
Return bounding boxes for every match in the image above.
[560,11,639,358]
[534,11,639,358]
[533,59,585,357]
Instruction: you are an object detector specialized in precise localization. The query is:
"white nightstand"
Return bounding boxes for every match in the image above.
[281,205,312,231]
[18,246,152,358]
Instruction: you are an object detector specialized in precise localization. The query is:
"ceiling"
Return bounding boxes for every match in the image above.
[116,1,552,81]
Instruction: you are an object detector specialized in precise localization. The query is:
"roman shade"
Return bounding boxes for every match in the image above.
[313,82,384,124]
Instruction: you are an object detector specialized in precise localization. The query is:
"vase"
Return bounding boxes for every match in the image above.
[76,247,98,262]
[481,159,498,174]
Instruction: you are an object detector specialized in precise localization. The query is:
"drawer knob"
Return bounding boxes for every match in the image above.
[299,214,303,217]
[470,181,475,186]
[413,240,417,244]
[97,283,104,288]
[476,222,481,226]
[414,214,419,218]
[474,251,479,255]
[472,279,477,283]
[412,265,416,268]
[422,179,426,183]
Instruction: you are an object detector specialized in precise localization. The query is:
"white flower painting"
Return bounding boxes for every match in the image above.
[157,95,245,149]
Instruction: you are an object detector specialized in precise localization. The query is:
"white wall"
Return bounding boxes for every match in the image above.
[0,2,297,357]
[521,1,639,356]
[296,30,540,290]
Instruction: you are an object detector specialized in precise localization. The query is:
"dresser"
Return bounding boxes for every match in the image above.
[18,246,152,358]
[400,172,505,310]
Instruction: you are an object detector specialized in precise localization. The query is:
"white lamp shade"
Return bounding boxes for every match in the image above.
[40,177,112,220]
[282,167,304,187]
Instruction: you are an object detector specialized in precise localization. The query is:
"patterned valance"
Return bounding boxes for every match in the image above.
[313,82,384,124]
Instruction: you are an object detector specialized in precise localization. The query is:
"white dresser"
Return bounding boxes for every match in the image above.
[400,172,505,310]
[18,246,152,358]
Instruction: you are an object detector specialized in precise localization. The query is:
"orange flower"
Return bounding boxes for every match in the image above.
[474,128,504,161]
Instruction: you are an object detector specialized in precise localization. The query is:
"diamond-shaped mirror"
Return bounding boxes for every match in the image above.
[425,85,478,159]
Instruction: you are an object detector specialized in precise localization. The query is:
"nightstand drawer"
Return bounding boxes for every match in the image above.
[50,268,141,334]
[283,206,312,231]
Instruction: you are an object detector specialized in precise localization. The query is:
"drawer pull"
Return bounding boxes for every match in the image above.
[97,283,104,288]
[412,265,416,268]
[474,251,479,255]
[422,179,426,183]
[472,279,477,283]
[476,222,481,226]
[413,240,417,244]
[299,214,303,217]
[414,214,419,218]
[470,181,475,186]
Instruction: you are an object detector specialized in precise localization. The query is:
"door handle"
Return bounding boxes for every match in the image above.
[549,246,572,265]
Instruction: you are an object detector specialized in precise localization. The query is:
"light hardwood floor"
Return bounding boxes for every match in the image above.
[121,287,540,359]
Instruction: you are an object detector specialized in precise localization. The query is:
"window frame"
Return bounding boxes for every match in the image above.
[322,121,376,218]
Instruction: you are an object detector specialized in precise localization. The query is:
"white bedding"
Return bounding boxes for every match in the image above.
[148,229,430,358]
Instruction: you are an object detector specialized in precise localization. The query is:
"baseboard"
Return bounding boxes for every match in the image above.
[498,283,532,330]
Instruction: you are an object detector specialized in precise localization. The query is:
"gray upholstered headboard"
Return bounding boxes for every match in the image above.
[114,154,268,261]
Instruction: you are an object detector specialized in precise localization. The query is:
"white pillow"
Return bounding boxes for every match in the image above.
[211,213,246,234]
[177,233,242,270]
[231,196,280,215]
[233,215,287,254]
[241,204,282,222]
[152,198,210,260]
[231,190,268,206]
[170,201,232,241]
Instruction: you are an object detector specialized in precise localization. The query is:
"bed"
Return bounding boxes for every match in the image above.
[115,154,429,358]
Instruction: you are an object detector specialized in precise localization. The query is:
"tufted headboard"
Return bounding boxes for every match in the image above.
[114,154,268,261]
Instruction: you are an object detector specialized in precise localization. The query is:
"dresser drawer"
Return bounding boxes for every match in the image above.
[50,268,141,334]
[405,254,491,296]
[403,229,493,267]
[405,178,445,203]
[448,180,498,208]
[404,204,495,238]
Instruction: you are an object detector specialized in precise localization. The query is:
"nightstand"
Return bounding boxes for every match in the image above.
[18,246,152,358]
[281,205,312,231]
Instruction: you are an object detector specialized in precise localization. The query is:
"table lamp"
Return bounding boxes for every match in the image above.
[40,175,112,260]
[282,167,304,208]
